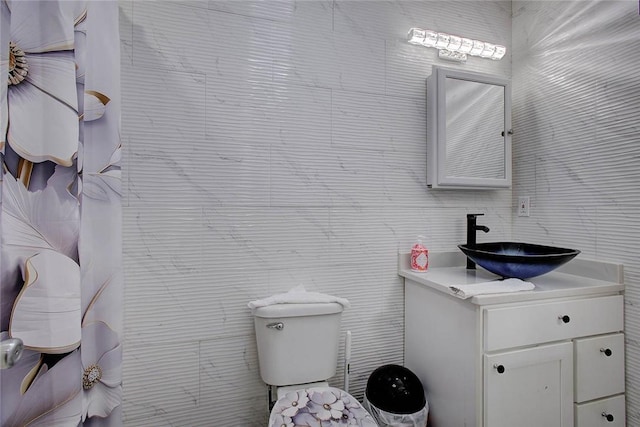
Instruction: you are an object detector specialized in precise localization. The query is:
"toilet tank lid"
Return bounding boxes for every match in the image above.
[253,302,343,318]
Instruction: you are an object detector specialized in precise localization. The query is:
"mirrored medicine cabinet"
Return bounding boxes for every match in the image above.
[426,66,512,189]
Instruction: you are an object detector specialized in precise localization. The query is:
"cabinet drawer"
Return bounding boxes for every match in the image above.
[575,395,625,427]
[575,333,625,403]
[484,295,623,351]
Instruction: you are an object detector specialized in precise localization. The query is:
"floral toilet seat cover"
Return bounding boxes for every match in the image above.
[269,386,378,427]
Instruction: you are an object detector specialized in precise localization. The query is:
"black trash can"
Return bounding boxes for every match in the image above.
[363,364,429,426]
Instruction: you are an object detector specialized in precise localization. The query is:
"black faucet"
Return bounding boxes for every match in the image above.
[466,213,490,269]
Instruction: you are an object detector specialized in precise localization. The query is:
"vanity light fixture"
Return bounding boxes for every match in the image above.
[408,28,506,63]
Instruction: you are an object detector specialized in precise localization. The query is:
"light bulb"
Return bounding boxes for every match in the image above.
[491,45,507,60]
[423,30,438,48]
[469,40,485,56]
[459,38,473,54]
[435,33,450,49]
[448,35,462,51]
[407,28,426,45]
[480,43,496,58]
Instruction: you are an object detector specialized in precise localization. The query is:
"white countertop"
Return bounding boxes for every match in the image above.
[398,251,624,305]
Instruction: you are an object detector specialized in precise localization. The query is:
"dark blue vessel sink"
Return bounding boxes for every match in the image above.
[458,242,581,279]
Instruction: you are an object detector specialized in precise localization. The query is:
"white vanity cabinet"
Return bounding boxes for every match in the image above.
[400,253,625,427]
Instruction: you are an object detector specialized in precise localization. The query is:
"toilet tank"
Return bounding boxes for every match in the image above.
[253,302,343,386]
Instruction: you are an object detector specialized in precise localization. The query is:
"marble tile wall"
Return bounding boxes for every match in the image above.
[512,1,640,423]
[119,1,512,425]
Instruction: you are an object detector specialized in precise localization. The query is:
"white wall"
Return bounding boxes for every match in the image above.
[119,1,511,425]
[512,0,640,424]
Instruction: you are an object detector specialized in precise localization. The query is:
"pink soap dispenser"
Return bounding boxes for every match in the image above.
[410,236,429,272]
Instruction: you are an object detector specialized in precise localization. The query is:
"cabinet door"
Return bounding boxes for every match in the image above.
[485,342,573,427]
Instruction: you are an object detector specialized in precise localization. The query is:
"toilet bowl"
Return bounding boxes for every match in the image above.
[251,301,377,426]
[269,385,377,427]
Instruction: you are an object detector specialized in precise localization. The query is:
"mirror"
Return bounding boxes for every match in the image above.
[426,66,512,189]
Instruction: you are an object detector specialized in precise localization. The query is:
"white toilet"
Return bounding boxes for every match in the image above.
[253,302,377,427]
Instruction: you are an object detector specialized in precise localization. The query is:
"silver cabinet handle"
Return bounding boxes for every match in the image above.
[266,322,284,330]
[1,337,24,369]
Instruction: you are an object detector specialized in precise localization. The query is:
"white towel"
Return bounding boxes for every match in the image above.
[248,285,351,311]
[449,278,535,299]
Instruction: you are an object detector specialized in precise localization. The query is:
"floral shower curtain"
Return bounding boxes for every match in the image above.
[0,1,122,425]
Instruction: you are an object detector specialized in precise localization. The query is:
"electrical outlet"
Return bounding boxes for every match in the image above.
[518,196,530,217]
